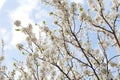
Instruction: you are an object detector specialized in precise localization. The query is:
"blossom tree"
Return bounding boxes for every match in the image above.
[1,0,120,80]
[0,39,9,80]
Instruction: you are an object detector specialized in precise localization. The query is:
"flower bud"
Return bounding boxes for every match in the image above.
[14,20,21,27]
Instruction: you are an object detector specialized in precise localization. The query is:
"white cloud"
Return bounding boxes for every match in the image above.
[0,28,7,36]
[0,27,11,50]
[0,27,10,42]
[0,0,6,10]
[10,0,39,46]
[10,0,38,26]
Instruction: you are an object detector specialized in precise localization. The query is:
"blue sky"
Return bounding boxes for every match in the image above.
[0,0,84,72]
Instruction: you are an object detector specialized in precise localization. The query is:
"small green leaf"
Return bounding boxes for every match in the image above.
[13,62,16,66]
[22,52,25,55]
[43,21,46,24]
[49,12,53,15]
[15,29,20,31]
[80,7,83,12]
